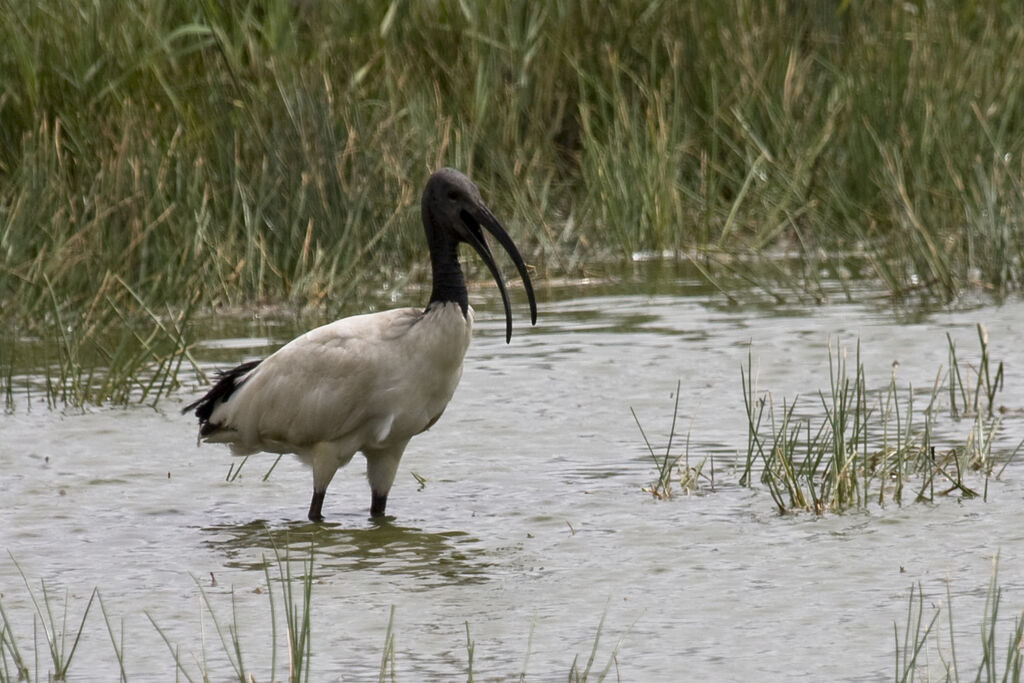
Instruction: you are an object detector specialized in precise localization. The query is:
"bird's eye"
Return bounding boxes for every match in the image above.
[447,190,459,201]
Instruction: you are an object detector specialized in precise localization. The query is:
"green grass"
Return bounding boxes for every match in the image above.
[4,1,1024,407]
[1,275,200,410]
[2,553,1021,680]
[1,2,1022,303]
[96,592,128,683]
[4,555,96,682]
[0,549,625,681]
[630,326,1014,513]
[896,560,1024,682]
[742,328,1010,514]
[632,380,714,499]
[145,544,315,683]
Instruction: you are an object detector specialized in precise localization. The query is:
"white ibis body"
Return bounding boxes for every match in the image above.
[183,168,537,521]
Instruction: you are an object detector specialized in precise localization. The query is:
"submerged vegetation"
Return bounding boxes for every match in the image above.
[4,1,1024,408]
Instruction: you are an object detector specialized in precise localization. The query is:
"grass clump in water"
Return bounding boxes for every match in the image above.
[632,380,714,499]
[947,325,1005,419]
[741,327,1010,514]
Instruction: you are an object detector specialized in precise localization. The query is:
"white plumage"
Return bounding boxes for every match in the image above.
[184,168,536,521]
[206,304,471,504]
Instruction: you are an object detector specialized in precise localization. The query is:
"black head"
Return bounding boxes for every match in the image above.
[421,168,537,342]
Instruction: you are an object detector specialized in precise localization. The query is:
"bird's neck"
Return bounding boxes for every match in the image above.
[427,234,469,316]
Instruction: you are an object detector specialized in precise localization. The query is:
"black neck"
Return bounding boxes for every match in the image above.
[427,228,468,316]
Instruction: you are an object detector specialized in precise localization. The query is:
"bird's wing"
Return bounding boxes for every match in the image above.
[207,308,424,450]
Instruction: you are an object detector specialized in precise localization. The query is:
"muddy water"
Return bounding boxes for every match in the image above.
[2,269,1024,681]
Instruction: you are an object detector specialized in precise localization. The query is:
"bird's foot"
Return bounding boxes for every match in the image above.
[308,489,326,522]
[370,491,388,518]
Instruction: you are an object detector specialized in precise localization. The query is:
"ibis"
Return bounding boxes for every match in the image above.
[183,168,537,521]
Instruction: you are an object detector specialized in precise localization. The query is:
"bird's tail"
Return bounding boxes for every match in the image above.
[182,360,261,436]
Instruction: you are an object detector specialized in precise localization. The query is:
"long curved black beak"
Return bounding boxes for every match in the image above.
[460,206,537,343]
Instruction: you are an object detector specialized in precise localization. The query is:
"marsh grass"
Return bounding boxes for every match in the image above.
[1,552,1020,679]
[0,545,628,681]
[743,330,1007,514]
[896,583,940,682]
[464,620,476,682]
[2,556,96,682]
[566,610,622,683]
[276,545,314,683]
[195,582,250,681]
[633,381,714,499]
[631,381,684,499]
[0,598,30,682]
[948,325,1005,419]
[378,605,397,683]
[5,1,1024,408]
[96,592,128,683]
[1,276,201,411]
[896,561,1024,682]
[225,452,284,484]
[145,542,315,683]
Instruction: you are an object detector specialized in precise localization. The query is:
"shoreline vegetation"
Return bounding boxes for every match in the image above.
[3,2,1024,315]
[3,2,1024,407]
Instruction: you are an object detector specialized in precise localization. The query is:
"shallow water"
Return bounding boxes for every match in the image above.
[2,269,1024,681]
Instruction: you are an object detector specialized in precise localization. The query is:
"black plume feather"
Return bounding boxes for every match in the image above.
[182,360,261,436]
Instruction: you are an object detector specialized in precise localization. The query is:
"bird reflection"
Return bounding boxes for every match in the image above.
[200,519,491,587]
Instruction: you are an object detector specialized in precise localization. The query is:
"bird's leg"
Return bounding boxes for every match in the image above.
[308,446,348,523]
[308,489,326,522]
[370,491,388,518]
[364,444,406,519]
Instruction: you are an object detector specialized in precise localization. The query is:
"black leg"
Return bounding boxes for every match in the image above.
[308,489,326,522]
[370,491,388,518]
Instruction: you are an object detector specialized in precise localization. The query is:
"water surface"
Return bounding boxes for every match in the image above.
[2,270,1023,680]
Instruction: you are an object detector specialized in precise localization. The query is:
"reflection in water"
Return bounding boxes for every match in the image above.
[200,519,491,587]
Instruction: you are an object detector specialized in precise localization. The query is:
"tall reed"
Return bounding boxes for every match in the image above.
[4,1,1024,408]
[4,2,1024,319]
